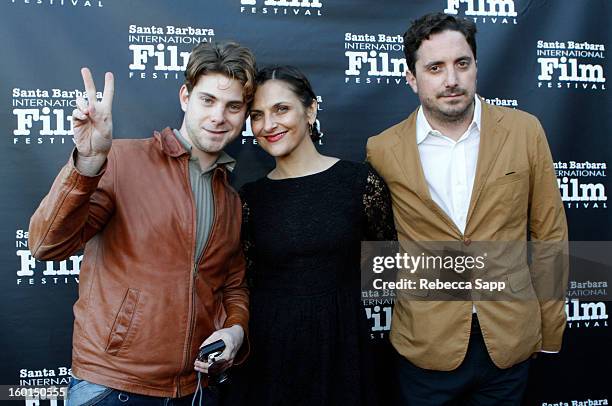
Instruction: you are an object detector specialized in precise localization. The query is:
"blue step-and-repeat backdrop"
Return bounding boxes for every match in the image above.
[1,1,610,405]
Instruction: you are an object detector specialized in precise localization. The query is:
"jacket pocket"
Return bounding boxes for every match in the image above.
[508,270,532,292]
[105,288,140,355]
[487,169,529,188]
[483,169,530,224]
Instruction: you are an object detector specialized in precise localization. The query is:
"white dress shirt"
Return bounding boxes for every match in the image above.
[416,97,481,314]
[416,97,481,234]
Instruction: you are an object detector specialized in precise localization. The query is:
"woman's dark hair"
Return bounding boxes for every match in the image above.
[403,12,477,76]
[255,65,321,142]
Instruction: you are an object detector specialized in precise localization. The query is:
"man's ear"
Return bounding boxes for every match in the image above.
[405,69,418,94]
[179,84,189,112]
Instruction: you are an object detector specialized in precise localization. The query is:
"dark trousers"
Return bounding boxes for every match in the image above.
[67,375,218,406]
[396,316,531,406]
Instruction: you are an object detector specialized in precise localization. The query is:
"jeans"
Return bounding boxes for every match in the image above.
[66,375,218,406]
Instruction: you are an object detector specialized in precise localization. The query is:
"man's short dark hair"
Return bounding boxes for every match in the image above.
[403,12,477,75]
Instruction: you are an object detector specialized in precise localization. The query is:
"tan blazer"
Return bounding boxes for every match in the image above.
[366,100,568,370]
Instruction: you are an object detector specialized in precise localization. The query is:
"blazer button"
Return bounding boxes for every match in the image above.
[463,237,472,246]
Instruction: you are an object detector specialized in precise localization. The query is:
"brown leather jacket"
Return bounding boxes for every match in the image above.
[28,128,249,397]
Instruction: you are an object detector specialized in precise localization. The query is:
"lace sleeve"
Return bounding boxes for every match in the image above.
[363,165,397,241]
[240,190,256,287]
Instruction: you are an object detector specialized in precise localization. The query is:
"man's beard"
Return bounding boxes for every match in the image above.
[424,87,474,124]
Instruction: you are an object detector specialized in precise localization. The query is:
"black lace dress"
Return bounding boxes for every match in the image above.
[227,160,396,406]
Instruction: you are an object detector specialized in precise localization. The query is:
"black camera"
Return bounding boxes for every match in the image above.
[197,339,226,362]
[197,339,229,385]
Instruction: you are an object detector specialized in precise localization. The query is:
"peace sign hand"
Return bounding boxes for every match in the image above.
[72,67,114,176]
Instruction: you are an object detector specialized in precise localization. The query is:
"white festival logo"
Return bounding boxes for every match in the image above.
[241,0,322,6]
[129,44,190,72]
[345,51,406,77]
[365,305,392,332]
[557,177,607,202]
[566,299,608,321]
[128,25,215,79]
[13,108,73,136]
[444,0,517,16]
[538,57,605,83]
[17,250,81,277]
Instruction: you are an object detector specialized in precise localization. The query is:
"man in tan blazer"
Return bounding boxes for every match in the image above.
[366,12,568,405]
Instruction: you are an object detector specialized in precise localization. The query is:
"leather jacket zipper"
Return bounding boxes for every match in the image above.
[176,156,197,397]
[176,162,218,396]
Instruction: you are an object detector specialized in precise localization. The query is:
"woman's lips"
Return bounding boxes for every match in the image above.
[265,131,287,143]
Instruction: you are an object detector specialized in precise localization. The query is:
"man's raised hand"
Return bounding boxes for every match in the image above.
[72,67,114,176]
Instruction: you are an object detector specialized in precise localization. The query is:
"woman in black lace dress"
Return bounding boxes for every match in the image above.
[228,66,396,406]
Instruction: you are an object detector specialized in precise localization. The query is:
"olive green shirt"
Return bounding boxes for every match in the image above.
[173,129,236,263]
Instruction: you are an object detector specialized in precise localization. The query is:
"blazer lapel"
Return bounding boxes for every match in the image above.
[392,112,462,235]
[465,100,510,228]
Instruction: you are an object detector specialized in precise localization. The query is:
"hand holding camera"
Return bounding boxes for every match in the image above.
[193,325,244,383]
[197,339,229,385]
